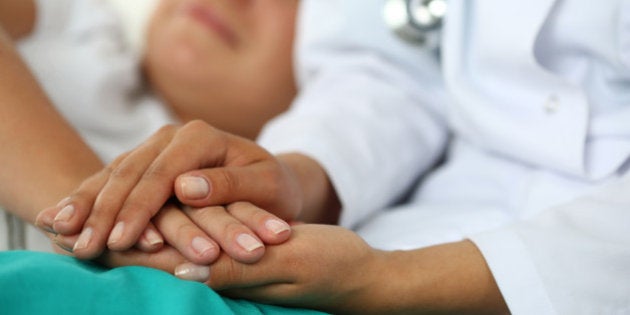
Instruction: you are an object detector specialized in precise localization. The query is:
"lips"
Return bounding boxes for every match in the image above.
[181,2,237,46]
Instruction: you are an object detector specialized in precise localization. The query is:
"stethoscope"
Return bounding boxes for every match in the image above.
[383,0,447,48]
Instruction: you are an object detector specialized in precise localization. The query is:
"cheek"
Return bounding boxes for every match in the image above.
[247,9,296,77]
[145,32,252,111]
[146,21,235,85]
[248,31,296,94]
[151,23,200,67]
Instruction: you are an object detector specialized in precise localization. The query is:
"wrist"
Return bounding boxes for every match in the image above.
[276,153,340,224]
[362,241,508,315]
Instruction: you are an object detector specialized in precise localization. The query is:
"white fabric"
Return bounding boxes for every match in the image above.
[103,0,158,56]
[258,0,630,313]
[0,0,177,252]
[261,0,450,228]
[18,0,176,164]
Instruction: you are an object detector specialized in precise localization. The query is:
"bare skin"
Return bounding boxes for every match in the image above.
[3,2,509,312]
[40,120,508,314]
[1,0,297,263]
[203,225,508,315]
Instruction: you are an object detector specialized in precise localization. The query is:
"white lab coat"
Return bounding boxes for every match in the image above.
[258,0,630,314]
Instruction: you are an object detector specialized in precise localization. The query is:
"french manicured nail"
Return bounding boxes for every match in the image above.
[265,219,291,235]
[174,263,210,282]
[73,227,93,251]
[144,228,163,246]
[180,176,209,200]
[54,205,75,223]
[236,234,263,252]
[192,237,215,256]
[108,222,125,245]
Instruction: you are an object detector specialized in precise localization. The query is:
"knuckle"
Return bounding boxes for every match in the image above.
[227,202,268,223]
[217,169,241,194]
[183,120,227,144]
[155,124,178,137]
[222,221,249,241]
[72,179,99,201]
[180,120,213,138]
[174,221,200,240]
[102,162,118,177]
[109,162,138,181]
[225,201,248,214]
[109,151,131,168]
[215,258,246,288]
[185,119,209,131]
[87,194,121,220]
[120,199,155,219]
[92,193,118,213]
[142,162,172,182]
[227,259,245,282]
[192,206,225,222]
[148,124,177,146]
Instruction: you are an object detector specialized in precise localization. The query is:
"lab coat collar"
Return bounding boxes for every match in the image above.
[482,0,558,68]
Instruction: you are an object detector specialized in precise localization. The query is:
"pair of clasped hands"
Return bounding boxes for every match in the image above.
[33,121,375,310]
[37,119,299,267]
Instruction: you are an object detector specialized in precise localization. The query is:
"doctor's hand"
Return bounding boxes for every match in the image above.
[40,200,292,265]
[176,225,509,315]
[35,120,300,262]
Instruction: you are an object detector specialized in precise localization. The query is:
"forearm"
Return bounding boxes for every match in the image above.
[0,27,103,223]
[0,0,36,39]
[356,240,508,315]
[276,153,340,224]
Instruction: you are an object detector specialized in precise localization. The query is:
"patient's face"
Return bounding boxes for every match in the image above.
[144,0,298,138]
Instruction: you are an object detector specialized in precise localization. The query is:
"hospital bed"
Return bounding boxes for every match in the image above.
[0,206,326,315]
[2,208,26,250]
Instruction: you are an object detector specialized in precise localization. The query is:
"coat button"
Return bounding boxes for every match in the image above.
[544,94,560,114]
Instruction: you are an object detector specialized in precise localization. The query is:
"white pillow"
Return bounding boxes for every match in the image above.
[103,0,159,56]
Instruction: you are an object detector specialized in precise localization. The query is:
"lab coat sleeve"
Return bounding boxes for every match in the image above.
[257,0,450,228]
[470,174,630,315]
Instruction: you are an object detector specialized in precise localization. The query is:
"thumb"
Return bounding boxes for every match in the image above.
[174,163,301,221]
[174,251,284,290]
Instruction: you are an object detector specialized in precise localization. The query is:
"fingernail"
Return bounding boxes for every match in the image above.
[73,227,93,251]
[54,205,75,223]
[108,222,125,245]
[180,176,209,200]
[144,228,163,246]
[174,262,210,282]
[191,237,215,256]
[236,234,263,252]
[265,219,291,235]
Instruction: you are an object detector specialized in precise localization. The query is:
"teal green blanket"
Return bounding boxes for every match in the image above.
[0,251,327,315]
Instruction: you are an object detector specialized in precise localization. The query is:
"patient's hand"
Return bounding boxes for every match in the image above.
[178,224,383,313]
[35,120,299,264]
[151,202,292,264]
